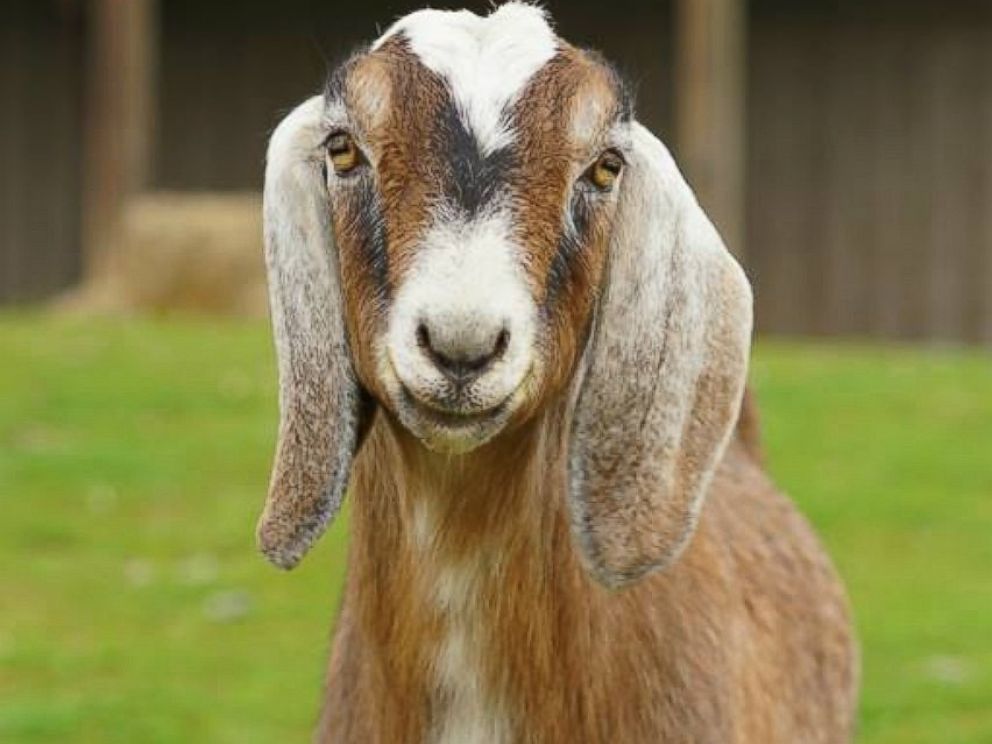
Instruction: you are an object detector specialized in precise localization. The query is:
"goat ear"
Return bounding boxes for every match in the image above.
[568,122,753,589]
[256,96,369,570]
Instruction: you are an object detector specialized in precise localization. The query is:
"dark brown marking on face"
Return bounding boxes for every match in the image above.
[436,102,516,217]
[508,46,631,397]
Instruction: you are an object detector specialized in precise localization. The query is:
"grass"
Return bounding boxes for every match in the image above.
[1,314,989,743]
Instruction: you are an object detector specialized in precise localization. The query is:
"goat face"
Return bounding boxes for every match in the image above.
[322,12,631,454]
[258,3,753,588]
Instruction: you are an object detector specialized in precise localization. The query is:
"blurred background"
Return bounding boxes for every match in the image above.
[1,1,989,742]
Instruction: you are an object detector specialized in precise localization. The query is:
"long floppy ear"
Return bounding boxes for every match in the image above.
[568,122,753,589]
[256,96,368,570]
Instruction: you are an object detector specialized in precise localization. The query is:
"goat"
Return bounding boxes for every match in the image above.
[255,4,858,742]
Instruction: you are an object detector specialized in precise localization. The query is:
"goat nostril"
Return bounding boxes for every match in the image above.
[415,322,510,384]
[493,328,510,360]
[416,323,432,352]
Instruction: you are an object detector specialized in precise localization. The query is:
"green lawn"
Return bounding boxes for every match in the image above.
[1,314,989,743]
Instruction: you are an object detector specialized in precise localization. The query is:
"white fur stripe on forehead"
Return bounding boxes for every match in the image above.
[374,3,557,153]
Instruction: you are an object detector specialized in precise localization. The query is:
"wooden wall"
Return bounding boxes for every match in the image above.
[153,0,673,190]
[3,0,991,345]
[747,0,992,343]
[0,1,85,303]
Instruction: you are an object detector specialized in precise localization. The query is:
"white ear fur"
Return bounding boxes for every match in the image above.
[568,122,753,589]
[257,96,366,570]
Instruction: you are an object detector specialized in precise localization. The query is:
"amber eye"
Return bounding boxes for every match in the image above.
[326,131,362,175]
[588,150,624,191]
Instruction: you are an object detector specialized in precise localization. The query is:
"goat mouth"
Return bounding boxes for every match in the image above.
[382,353,533,451]
[398,385,509,427]
[394,384,515,452]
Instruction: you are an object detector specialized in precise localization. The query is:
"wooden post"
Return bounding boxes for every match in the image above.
[80,0,157,282]
[675,0,747,259]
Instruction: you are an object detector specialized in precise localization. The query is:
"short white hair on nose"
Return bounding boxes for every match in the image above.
[385,210,536,414]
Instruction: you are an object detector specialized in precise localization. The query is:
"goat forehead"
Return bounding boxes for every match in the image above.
[373,3,557,153]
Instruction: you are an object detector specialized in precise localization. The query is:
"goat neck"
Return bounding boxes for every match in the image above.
[338,402,608,741]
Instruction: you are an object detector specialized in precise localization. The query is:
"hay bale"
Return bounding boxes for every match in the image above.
[62,191,268,317]
[117,191,267,316]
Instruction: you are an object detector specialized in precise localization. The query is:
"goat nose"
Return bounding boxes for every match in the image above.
[416,319,510,384]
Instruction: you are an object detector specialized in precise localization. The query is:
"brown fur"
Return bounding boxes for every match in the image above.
[333,39,452,399]
[508,47,621,399]
[317,404,857,742]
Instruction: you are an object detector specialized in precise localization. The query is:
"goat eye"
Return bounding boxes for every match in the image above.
[326,132,362,175]
[588,150,624,191]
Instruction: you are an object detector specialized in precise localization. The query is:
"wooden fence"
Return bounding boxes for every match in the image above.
[747,0,992,344]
